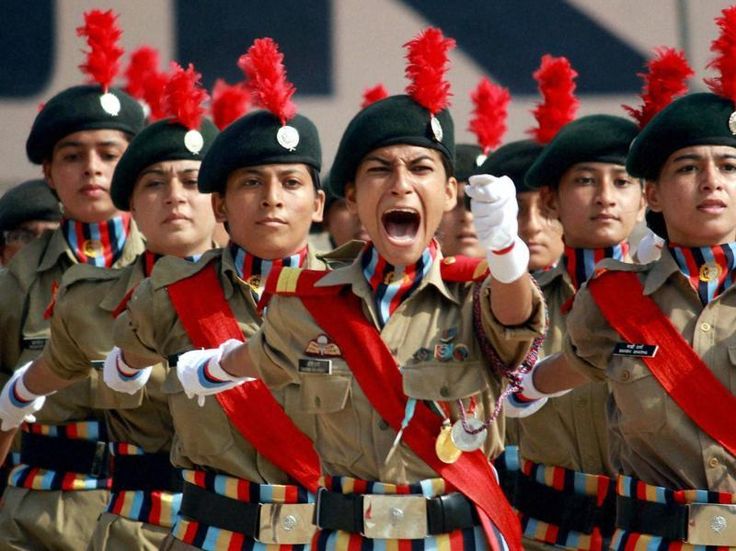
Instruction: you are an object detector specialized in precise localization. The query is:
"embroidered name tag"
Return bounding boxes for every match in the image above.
[298,358,332,374]
[22,338,47,351]
[612,342,658,358]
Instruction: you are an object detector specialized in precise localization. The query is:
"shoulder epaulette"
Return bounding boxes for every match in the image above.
[317,240,365,268]
[6,232,54,293]
[439,255,489,282]
[60,263,119,288]
[593,257,648,276]
[151,249,221,290]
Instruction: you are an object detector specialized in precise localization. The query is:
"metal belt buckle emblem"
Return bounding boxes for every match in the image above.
[687,503,736,545]
[257,503,315,544]
[362,494,428,539]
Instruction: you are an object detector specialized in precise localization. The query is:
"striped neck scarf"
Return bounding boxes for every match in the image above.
[563,242,629,291]
[142,250,202,277]
[230,244,307,300]
[361,241,437,328]
[669,243,736,304]
[62,214,131,268]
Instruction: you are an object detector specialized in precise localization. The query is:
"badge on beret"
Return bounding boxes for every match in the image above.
[277,125,300,151]
[184,129,204,155]
[729,112,736,135]
[475,154,487,167]
[430,115,443,142]
[99,92,121,117]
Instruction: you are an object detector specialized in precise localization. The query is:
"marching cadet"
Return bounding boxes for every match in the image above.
[111,38,336,550]
[173,28,546,551]
[516,9,736,549]
[0,63,218,549]
[0,179,62,267]
[0,10,145,550]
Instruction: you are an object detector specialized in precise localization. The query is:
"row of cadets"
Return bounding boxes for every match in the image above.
[0,10,146,549]
[163,27,546,551]
[111,37,339,551]
[516,5,736,549]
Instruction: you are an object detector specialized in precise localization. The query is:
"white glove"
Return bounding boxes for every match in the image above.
[503,392,548,418]
[636,229,665,264]
[515,361,571,401]
[0,363,46,431]
[466,174,530,283]
[103,347,152,395]
[176,339,249,406]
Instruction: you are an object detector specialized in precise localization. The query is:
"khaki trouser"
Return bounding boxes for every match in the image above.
[88,512,169,551]
[0,486,108,551]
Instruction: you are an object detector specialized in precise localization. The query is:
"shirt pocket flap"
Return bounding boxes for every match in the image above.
[402,361,489,401]
[299,374,351,413]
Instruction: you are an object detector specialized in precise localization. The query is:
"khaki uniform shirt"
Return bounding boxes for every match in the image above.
[518,264,612,475]
[0,225,144,424]
[565,249,736,492]
[113,245,333,482]
[248,254,547,484]
[43,255,171,452]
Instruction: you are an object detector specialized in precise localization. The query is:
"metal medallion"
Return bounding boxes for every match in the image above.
[184,129,204,154]
[99,92,121,116]
[277,125,300,150]
[435,423,462,463]
[82,239,103,258]
[699,262,721,283]
[450,418,487,452]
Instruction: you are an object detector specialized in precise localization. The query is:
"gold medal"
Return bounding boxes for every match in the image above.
[82,239,102,257]
[699,262,721,282]
[435,422,462,464]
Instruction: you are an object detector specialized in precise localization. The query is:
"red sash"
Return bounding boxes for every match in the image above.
[167,263,321,493]
[266,266,521,551]
[588,270,736,457]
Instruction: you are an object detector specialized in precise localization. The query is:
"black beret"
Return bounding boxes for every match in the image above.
[328,95,455,198]
[111,118,220,210]
[627,92,736,181]
[26,85,145,164]
[478,140,544,194]
[198,111,321,194]
[0,179,61,232]
[525,115,639,189]
[454,144,484,183]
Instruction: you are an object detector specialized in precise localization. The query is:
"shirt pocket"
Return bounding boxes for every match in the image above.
[162,366,234,459]
[608,360,666,435]
[401,360,490,401]
[297,370,361,467]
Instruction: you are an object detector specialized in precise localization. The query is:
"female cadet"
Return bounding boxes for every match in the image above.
[0,11,145,550]
[110,38,334,550]
[174,28,546,551]
[0,64,218,549]
[518,7,736,548]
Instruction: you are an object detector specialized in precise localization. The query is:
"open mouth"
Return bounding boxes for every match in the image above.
[382,209,420,243]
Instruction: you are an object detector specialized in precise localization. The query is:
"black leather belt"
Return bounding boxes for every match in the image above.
[180,481,262,536]
[21,430,109,477]
[111,452,183,493]
[515,472,616,537]
[494,452,519,503]
[616,495,687,540]
[314,489,479,535]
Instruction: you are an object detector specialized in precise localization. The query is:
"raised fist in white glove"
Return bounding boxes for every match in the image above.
[466,174,529,283]
[176,339,249,406]
[103,347,152,395]
[636,228,664,264]
[0,363,46,431]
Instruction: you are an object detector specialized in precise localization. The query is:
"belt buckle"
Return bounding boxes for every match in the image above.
[90,441,107,477]
[257,503,316,544]
[686,503,736,546]
[362,494,429,539]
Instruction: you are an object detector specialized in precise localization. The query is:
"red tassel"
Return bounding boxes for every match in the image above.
[404,27,455,114]
[143,70,169,122]
[469,77,510,154]
[624,47,693,129]
[163,63,209,130]
[76,9,124,92]
[124,46,159,99]
[706,5,736,104]
[527,55,579,144]
[238,38,296,125]
[361,84,389,109]
[211,79,250,130]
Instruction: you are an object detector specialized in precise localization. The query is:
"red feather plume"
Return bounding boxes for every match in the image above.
[124,46,159,100]
[142,69,169,122]
[238,38,296,125]
[76,10,124,92]
[469,77,510,154]
[623,47,693,129]
[706,5,736,103]
[163,63,209,130]
[527,55,579,144]
[361,84,389,109]
[404,27,455,114]
[211,79,250,130]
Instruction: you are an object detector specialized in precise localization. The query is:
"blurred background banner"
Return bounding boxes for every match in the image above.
[0,0,731,189]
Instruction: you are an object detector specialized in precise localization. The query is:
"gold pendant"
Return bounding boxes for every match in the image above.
[82,239,102,257]
[699,262,721,282]
[435,423,462,464]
